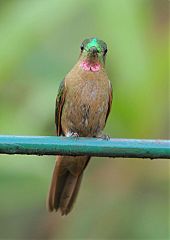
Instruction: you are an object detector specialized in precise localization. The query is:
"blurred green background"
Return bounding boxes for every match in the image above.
[0,0,169,239]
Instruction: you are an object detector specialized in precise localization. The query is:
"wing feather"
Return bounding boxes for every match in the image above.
[55,80,66,136]
[105,81,113,122]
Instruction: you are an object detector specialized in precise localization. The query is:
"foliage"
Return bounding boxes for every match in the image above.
[0,0,169,239]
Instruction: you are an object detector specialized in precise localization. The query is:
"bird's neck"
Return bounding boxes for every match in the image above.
[79,56,104,72]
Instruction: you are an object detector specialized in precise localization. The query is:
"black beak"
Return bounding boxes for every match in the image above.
[89,46,98,55]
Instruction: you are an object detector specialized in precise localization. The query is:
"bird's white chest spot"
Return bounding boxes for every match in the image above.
[84,118,88,127]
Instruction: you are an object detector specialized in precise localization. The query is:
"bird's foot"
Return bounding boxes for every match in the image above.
[66,131,79,139]
[97,133,110,140]
[70,132,79,139]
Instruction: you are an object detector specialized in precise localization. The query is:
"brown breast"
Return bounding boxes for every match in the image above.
[61,61,111,137]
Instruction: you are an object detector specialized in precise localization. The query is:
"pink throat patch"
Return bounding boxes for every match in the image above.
[80,61,100,72]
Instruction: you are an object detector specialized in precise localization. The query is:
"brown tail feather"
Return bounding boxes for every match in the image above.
[47,155,90,215]
[65,173,83,214]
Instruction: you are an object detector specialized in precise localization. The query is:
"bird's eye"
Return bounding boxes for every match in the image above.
[80,44,84,51]
[103,48,108,55]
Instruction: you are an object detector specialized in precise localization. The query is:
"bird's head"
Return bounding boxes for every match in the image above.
[79,38,108,72]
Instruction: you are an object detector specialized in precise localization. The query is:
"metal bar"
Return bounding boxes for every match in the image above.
[0,135,169,159]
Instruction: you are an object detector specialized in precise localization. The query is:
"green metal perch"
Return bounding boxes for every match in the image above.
[0,135,169,159]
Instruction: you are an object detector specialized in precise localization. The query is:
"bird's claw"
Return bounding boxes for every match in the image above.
[70,132,79,139]
[97,133,110,140]
[66,131,79,139]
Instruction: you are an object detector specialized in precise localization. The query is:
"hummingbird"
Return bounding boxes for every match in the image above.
[48,37,112,215]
